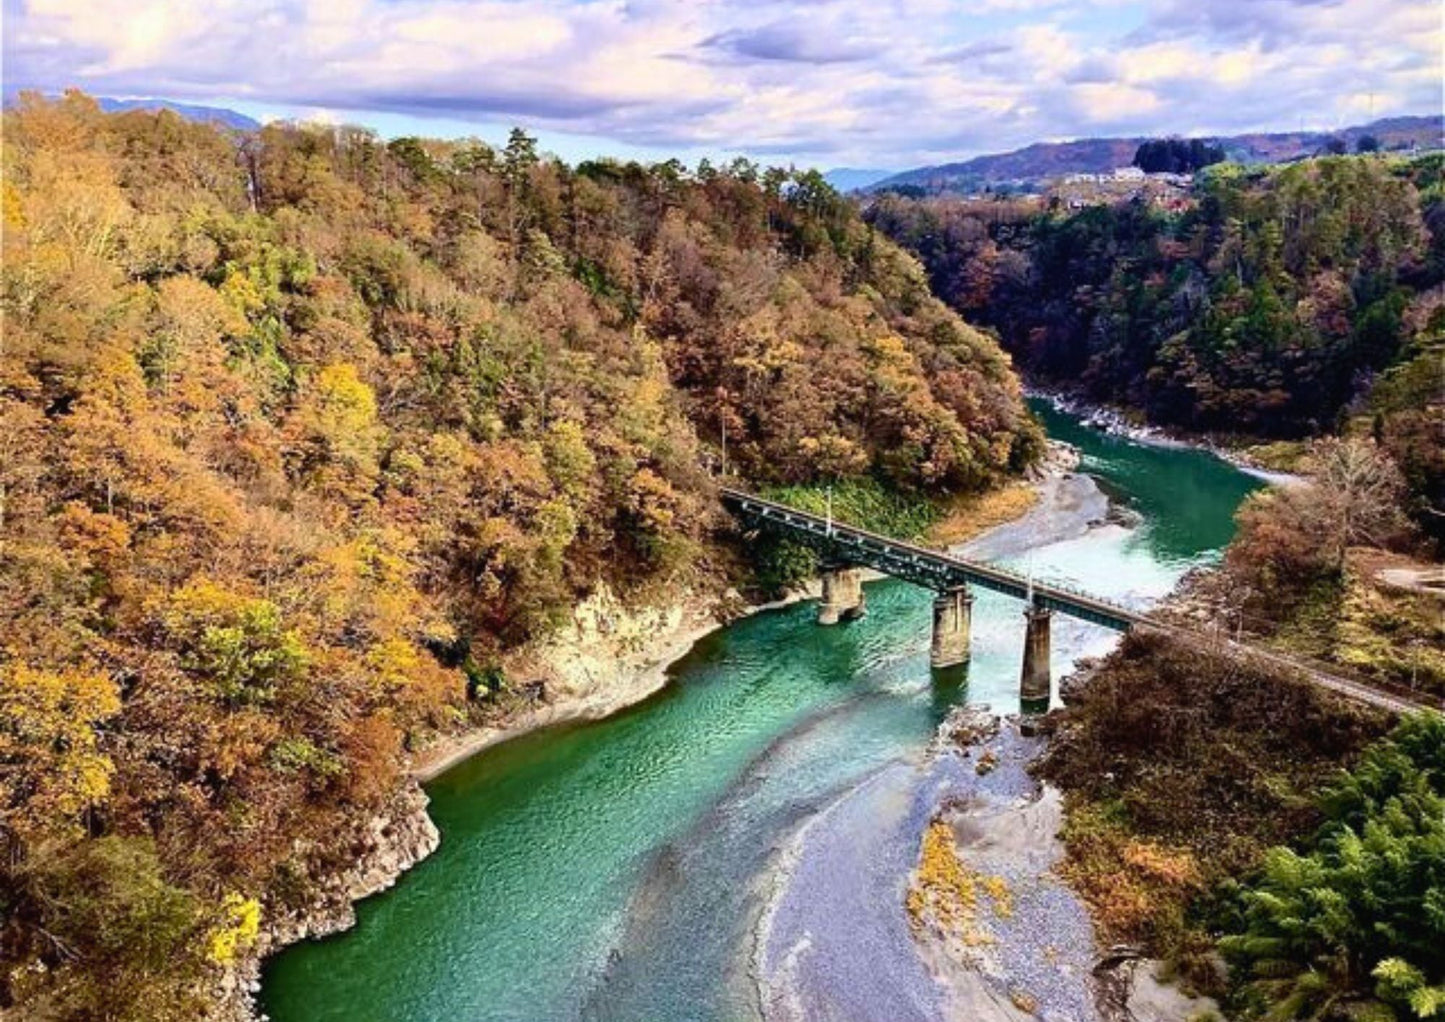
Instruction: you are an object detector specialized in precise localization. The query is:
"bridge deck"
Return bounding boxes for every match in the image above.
[720,486,1444,716]
[720,487,1142,631]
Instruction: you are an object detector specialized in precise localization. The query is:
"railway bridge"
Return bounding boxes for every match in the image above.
[720,488,1437,716]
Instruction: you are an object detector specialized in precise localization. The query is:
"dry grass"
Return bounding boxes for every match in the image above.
[926,483,1039,547]
[907,820,1013,945]
[1258,549,1445,697]
[1335,550,1445,696]
[1056,802,1202,942]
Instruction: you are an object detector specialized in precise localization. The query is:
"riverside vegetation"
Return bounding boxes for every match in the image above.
[1036,437,1441,1019]
[0,91,1041,1019]
[1043,659,1443,1022]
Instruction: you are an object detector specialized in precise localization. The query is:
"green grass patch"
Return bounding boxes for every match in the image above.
[744,477,944,598]
[760,477,942,539]
[1237,439,1311,473]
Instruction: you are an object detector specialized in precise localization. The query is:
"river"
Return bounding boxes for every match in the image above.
[260,401,1260,1022]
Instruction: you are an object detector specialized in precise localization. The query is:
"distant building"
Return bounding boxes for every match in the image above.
[1112,166,1146,181]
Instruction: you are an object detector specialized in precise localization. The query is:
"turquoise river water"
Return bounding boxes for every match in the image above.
[261,401,1260,1022]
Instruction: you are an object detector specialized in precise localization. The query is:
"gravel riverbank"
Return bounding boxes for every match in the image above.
[919,713,1101,1022]
[756,710,1102,1022]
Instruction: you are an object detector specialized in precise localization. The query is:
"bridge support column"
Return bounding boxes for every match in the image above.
[818,566,865,625]
[1020,603,1052,708]
[930,587,974,669]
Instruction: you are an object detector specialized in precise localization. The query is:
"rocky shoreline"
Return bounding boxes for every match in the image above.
[221,786,441,1019]
[909,709,1100,1022]
[1026,386,1304,488]
[901,695,1220,1022]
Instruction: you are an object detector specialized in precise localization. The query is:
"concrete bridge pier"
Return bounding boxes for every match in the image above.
[1020,602,1052,708]
[930,586,974,668]
[818,566,866,625]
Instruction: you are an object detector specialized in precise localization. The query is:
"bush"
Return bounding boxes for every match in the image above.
[1220,715,1445,1020]
[1039,630,1391,989]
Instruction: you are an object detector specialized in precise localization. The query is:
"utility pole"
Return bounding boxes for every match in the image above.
[718,388,729,479]
[1024,529,1035,606]
[825,484,833,536]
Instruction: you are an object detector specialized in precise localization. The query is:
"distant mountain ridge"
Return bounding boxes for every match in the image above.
[1,89,260,130]
[93,97,260,129]
[870,114,1443,194]
[822,167,896,193]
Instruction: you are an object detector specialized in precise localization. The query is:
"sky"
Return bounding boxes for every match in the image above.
[3,0,1441,168]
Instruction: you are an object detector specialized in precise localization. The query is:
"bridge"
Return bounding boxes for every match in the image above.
[720,487,1440,716]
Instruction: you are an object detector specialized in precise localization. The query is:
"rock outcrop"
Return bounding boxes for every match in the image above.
[221,785,440,1020]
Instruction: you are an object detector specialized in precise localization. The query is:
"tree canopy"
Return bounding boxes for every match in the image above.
[1133,137,1226,174]
[1221,714,1445,1021]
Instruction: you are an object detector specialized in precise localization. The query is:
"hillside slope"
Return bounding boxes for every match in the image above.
[0,92,1038,1019]
[870,154,1444,540]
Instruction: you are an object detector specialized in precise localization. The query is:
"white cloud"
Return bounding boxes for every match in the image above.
[2,0,1439,165]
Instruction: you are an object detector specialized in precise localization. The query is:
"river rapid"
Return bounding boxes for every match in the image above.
[260,401,1260,1022]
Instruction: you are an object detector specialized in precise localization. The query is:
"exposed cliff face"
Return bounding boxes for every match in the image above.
[414,580,755,781]
[512,582,712,719]
[220,785,439,1021]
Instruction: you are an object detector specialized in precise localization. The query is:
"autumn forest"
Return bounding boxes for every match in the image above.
[0,91,1040,1018]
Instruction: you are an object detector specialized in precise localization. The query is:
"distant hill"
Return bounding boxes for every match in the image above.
[93,97,260,130]
[822,168,896,193]
[870,114,1443,195]
[2,89,260,130]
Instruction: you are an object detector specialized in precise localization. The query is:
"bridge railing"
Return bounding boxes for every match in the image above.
[720,487,1142,628]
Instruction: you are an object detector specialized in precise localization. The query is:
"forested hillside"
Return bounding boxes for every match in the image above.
[0,91,1038,1018]
[869,155,1444,534]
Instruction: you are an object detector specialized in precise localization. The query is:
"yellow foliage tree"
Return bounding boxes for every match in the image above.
[206,892,262,965]
[0,661,120,844]
[285,363,384,505]
[161,579,308,707]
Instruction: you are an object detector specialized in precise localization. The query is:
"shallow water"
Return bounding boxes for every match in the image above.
[260,401,1259,1022]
